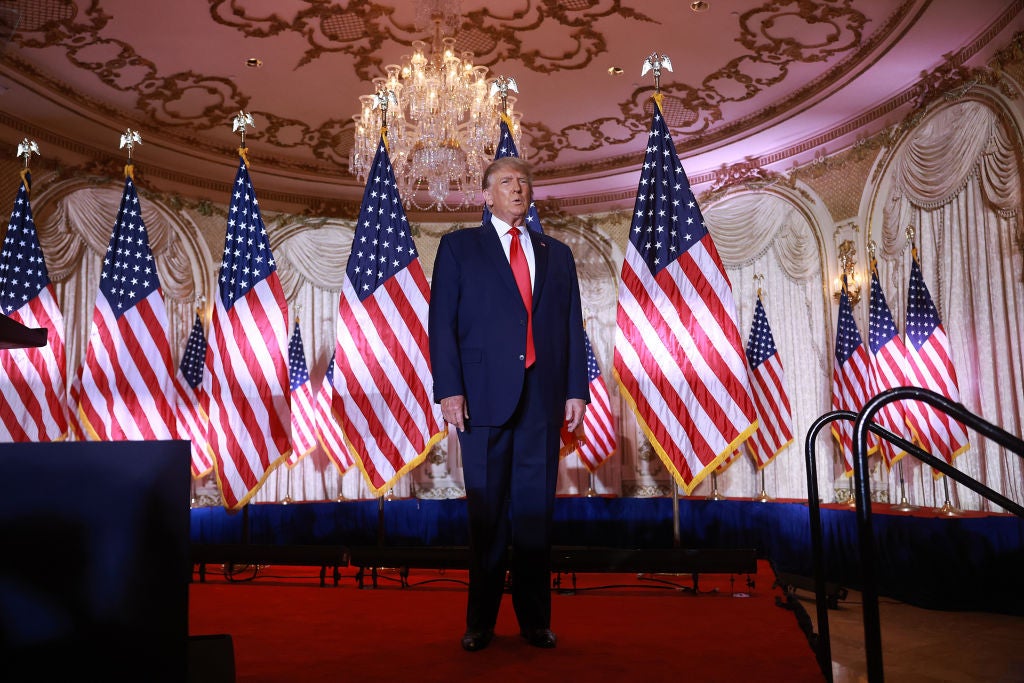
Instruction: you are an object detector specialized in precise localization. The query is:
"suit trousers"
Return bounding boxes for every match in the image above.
[457,367,562,633]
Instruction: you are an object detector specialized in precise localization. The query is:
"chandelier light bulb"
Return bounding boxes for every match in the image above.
[349,7,523,211]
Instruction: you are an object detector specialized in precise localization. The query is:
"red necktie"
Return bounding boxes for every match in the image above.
[508,227,535,367]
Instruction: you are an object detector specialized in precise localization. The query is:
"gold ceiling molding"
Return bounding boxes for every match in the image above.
[529,1,907,170]
[706,158,781,196]
[4,1,1020,217]
[208,0,655,77]
[8,0,894,176]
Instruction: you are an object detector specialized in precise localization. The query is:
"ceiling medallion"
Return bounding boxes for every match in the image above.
[349,0,522,212]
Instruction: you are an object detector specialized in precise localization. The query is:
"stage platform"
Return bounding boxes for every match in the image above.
[190,496,1024,614]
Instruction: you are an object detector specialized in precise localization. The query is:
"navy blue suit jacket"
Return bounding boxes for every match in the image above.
[429,222,589,427]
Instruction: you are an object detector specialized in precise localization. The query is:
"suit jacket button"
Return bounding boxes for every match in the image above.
[519,354,525,361]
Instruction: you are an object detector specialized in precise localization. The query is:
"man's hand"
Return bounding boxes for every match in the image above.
[441,395,469,433]
[565,398,586,433]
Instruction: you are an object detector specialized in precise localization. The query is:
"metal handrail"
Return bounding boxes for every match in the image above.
[852,387,1024,682]
[804,387,1024,682]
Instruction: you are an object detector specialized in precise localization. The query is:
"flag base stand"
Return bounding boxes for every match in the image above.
[754,470,771,502]
[936,474,961,516]
[706,472,726,501]
[892,462,917,511]
[892,496,919,512]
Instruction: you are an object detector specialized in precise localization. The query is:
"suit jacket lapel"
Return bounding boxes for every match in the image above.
[481,221,522,304]
[528,229,548,311]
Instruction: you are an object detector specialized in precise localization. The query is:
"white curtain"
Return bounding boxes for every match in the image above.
[878,99,1024,511]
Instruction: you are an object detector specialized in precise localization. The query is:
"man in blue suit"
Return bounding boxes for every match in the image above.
[429,156,589,652]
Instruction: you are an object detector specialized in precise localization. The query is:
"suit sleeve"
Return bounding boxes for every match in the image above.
[428,235,463,402]
[565,250,591,404]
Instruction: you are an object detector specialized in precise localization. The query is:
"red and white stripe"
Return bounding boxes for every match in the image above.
[903,329,970,464]
[288,373,318,467]
[176,375,212,477]
[831,347,871,475]
[0,287,67,441]
[576,374,616,472]
[67,366,86,440]
[334,262,443,495]
[614,236,757,492]
[315,361,355,475]
[746,350,793,469]
[868,333,912,467]
[77,291,177,440]
[205,276,291,509]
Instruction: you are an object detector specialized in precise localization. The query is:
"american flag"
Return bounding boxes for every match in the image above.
[0,171,68,441]
[286,319,318,467]
[176,312,212,477]
[76,173,177,440]
[571,334,617,472]
[67,368,86,440]
[488,116,617,471]
[204,156,291,510]
[866,269,911,467]
[333,135,444,495]
[315,352,355,475]
[830,285,871,474]
[744,296,793,469]
[613,98,757,493]
[902,256,969,465]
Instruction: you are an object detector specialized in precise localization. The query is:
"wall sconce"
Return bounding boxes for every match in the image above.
[832,239,861,306]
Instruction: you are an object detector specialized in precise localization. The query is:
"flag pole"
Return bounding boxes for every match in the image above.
[892,460,917,511]
[937,475,961,516]
[752,276,772,503]
[190,293,205,509]
[491,75,519,119]
[119,128,141,179]
[906,227,962,517]
[17,138,38,193]
[755,468,771,502]
[671,482,681,548]
[894,225,921,515]
[282,309,302,505]
[641,51,683,544]
[706,472,725,500]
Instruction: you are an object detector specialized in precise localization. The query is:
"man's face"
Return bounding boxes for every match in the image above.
[484,167,532,225]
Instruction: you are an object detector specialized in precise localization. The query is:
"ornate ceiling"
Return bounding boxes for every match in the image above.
[0,0,1022,220]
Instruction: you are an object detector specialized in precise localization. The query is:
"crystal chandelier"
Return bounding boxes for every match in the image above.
[349,1,523,211]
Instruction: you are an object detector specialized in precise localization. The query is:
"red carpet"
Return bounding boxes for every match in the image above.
[189,560,822,682]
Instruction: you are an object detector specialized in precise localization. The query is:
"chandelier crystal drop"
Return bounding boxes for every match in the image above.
[349,3,523,211]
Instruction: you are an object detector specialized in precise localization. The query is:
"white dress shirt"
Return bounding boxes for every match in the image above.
[490,214,536,289]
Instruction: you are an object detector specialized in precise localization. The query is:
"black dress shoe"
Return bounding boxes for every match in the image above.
[520,628,557,648]
[461,629,494,652]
